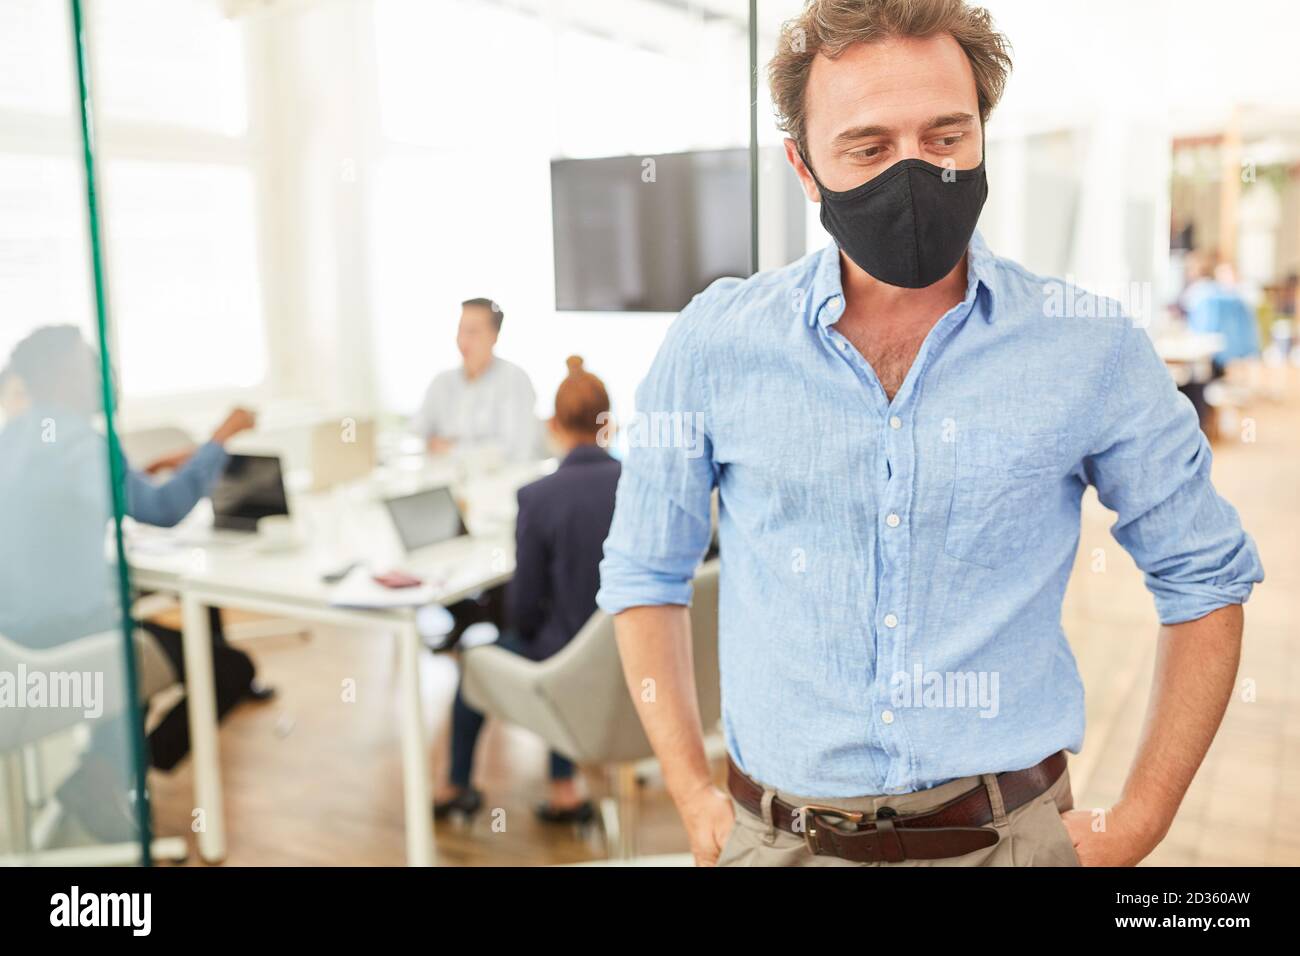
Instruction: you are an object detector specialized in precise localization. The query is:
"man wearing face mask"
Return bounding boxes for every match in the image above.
[597,0,1262,867]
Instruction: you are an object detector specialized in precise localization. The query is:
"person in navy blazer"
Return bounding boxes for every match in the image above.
[435,356,620,824]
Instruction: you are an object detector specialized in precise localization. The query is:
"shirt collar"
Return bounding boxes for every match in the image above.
[806,229,1000,327]
[558,443,612,469]
[965,229,1000,320]
[461,356,497,384]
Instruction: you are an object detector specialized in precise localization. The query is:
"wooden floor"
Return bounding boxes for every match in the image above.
[150,365,1300,867]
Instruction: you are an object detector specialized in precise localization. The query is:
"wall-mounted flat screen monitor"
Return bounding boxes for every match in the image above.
[550,147,806,313]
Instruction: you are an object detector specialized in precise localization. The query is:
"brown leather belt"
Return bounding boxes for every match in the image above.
[727,750,1068,863]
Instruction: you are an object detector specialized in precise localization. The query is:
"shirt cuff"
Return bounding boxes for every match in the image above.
[1145,530,1264,625]
[596,564,696,615]
[1149,579,1258,626]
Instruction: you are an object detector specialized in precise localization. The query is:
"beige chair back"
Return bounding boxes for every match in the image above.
[0,629,174,754]
[461,560,721,764]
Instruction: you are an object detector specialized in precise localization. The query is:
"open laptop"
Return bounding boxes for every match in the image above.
[382,485,468,555]
[211,453,291,533]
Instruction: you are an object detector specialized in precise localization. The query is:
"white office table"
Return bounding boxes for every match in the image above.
[128,460,545,866]
[1154,330,1227,386]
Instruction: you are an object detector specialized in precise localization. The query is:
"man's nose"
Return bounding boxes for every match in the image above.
[897,138,924,161]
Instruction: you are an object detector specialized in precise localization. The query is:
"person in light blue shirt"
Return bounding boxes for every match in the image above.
[598,0,1263,868]
[0,326,265,840]
[1185,268,1261,369]
[0,327,254,649]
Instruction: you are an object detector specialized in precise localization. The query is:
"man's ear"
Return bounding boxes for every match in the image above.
[784,137,820,203]
[1,375,31,417]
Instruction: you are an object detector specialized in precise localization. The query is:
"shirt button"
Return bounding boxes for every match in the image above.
[837,340,847,351]
[883,613,899,628]
[886,513,901,528]
[881,710,895,725]
[889,416,902,430]
[827,295,841,310]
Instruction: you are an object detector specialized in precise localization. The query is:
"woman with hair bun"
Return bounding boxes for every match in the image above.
[435,356,621,824]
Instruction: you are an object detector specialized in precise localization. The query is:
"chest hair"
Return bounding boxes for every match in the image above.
[837,320,934,401]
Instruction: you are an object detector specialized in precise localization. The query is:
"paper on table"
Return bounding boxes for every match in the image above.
[328,565,440,609]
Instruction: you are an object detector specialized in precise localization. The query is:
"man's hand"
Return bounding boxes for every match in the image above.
[678,782,735,867]
[1060,799,1166,867]
[427,435,455,455]
[211,407,256,445]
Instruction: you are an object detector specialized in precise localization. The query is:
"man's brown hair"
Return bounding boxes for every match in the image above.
[768,0,1012,153]
[462,296,503,332]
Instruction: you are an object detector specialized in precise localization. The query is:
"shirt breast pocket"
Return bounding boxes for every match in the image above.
[944,428,1069,571]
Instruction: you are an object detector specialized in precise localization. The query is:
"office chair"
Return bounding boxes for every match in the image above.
[460,560,722,860]
[0,628,188,864]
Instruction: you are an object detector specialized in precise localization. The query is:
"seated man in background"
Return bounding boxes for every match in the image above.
[0,326,266,840]
[412,297,539,462]
[433,356,620,825]
[1186,262,1261,378]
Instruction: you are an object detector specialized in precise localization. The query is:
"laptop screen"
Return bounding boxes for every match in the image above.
[211,454,290,531]
[383,487,467,553]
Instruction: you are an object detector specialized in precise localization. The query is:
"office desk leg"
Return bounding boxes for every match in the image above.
[181,594,226,863]
[397,622,434,866]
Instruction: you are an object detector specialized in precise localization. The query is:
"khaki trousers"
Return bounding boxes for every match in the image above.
[718,764,1081,867]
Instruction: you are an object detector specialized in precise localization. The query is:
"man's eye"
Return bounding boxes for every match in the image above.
[849,147,884,160]
[932,135,963,148]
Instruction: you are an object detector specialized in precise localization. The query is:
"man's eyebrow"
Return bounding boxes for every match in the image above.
[831,112,977,147]
[831,124,892,147]
[923,112,977,131]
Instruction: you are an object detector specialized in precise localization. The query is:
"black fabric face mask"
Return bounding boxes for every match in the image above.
[803,150,988,289]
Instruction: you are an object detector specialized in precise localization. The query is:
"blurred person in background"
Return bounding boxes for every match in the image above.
[433,356,620,825]
[1185,261,1261,377]
[0,325,267,840]
[411,297,539,462]
[1177,248,1216,318]
[413,297,541,649]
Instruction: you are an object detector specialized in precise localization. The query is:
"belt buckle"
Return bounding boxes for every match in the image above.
[797,803,866,855]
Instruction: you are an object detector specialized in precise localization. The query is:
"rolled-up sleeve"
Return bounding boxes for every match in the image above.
[597,306,719,614]
[1083,323,1264,624]
[126,440,229,528]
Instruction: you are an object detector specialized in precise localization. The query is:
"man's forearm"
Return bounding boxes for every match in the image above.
[1122,603,1243,837]
[613,604,712,805]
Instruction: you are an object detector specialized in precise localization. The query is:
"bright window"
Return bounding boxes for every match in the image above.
[0,155,93,362]
[0,0,74,116]
[369,0,751,421]
[91,0,248,135]
[104,161,265,396]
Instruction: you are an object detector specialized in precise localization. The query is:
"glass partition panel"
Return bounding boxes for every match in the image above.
[0,0,150,865]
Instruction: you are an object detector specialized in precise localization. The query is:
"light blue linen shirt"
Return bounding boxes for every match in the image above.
[0,409,228,649]
[596,231,1264,798]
